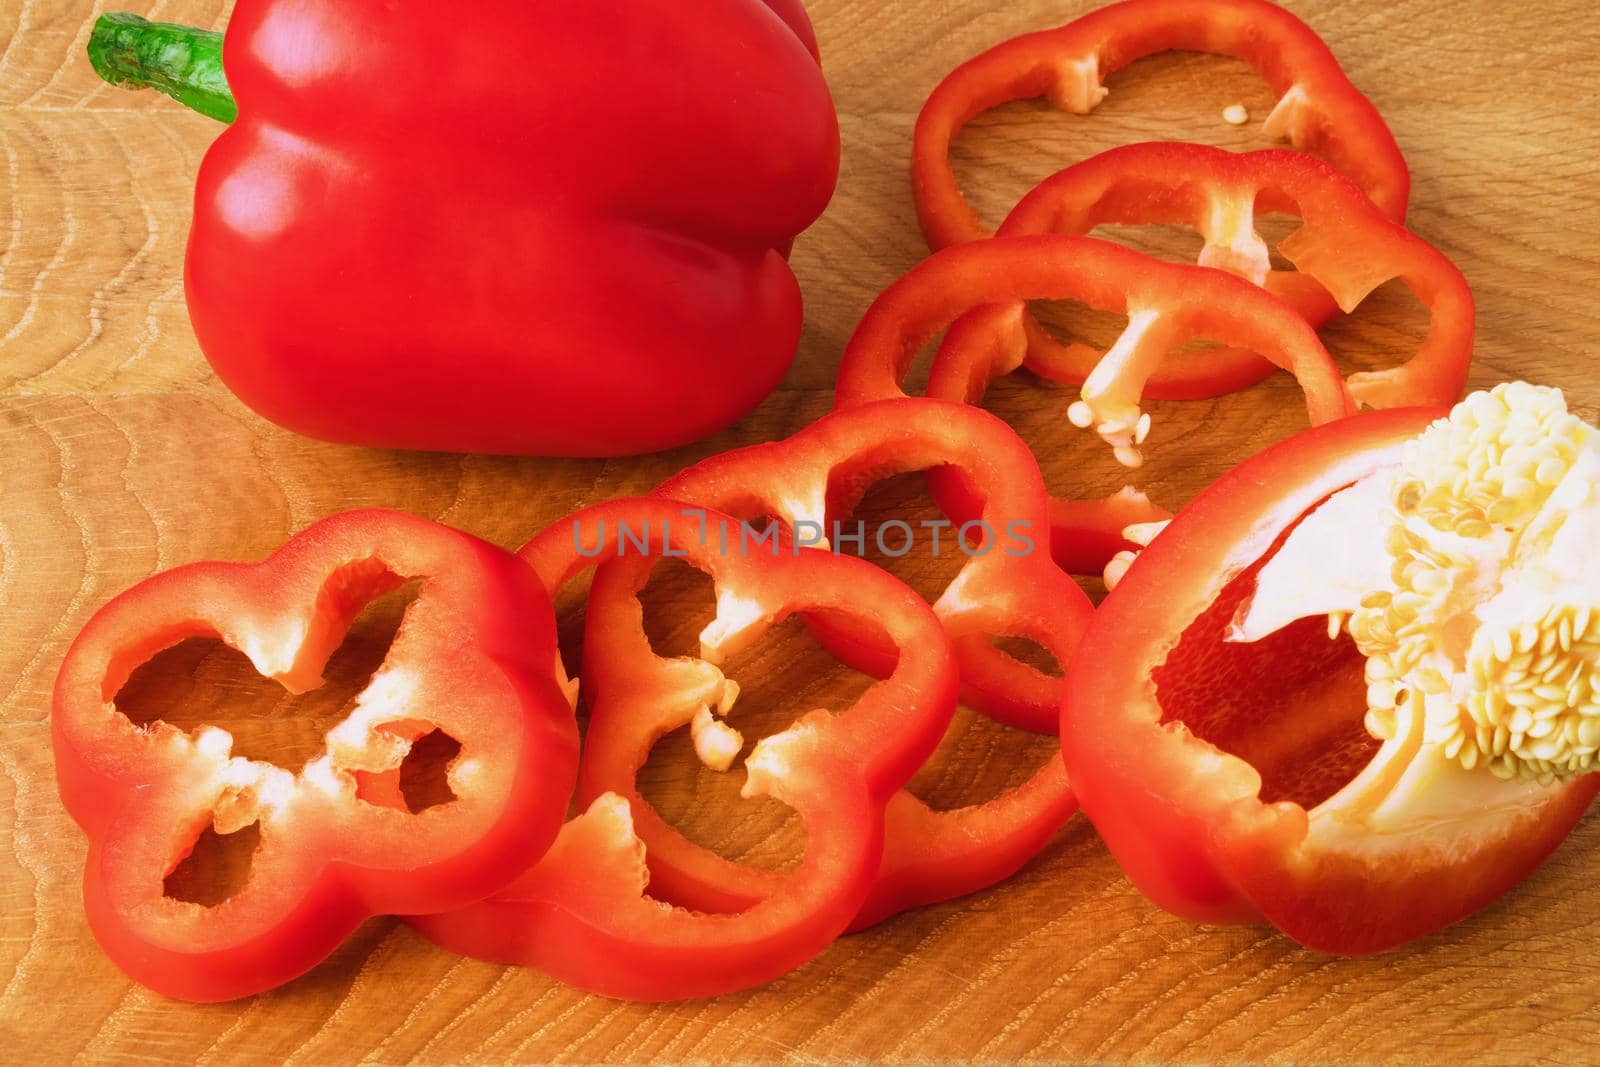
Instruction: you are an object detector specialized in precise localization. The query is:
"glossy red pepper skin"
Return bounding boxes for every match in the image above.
[761,0,822,59]
[913,0,1409,251]
[559,400,1088,930]
[991,143,1474,406]
[1060,413,1600,952]
[52,510,579,1001]
[413,498,958,999]
[186,0,839,456]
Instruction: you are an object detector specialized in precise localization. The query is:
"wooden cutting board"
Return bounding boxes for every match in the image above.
[3,0,1598,1061]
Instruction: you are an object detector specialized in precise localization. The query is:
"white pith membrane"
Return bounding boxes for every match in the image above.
[622,582,774,778]
[178,662,456,841]
[1103,518,1172,590]
[1062,191,1274,470]
[125,566,486,920]
[1227,383,1600,834]
[677,584,771,773]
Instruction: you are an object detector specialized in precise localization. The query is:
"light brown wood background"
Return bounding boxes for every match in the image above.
[3,0,1599,1062]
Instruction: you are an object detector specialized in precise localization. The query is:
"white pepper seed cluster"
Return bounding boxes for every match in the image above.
[1396,382,1590,536]
[1348,383,1599,784]
[1457,603,1600,781]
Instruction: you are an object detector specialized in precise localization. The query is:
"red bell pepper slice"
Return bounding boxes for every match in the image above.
[1061,388,1600,952]
[557,399,1089,932]
[52,510,580,1001]
[837,235,1353,465]
[912,0,1409,251]
[657,397,1085,729]
[86,2,839,456]
[834,233,1351,571]
[988,142,1473,407]
[413,498,959,999]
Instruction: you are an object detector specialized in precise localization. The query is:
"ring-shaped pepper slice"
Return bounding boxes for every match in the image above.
[986,143,1473,407]
[560,400,1089,933]
[1062,397,1600,952]
[833,233,1351,568]
[656,398,1083,730]
[52,510,580,1002]
[912,0,1409,251]
[836,235,1353,468]
[412,498,958,999]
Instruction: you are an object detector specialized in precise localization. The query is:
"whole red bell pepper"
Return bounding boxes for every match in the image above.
[413,498,959,1000]
[1061,387,1600,952]
[85,2,839,456]
[52,510,580,1001]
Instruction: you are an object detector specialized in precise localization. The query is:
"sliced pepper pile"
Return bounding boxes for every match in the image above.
[51,0,1598,1007]
[413,497,960,999]
[585,399,1088,929]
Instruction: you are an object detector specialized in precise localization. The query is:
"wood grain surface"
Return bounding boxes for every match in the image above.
[3,0,1599,1062]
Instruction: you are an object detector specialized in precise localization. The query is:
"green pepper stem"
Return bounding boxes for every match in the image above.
[87,12,236,124]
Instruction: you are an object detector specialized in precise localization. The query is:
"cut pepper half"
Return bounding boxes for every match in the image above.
[912,0,1409,251]
[413,498,959,999]
[1061,387,1600,953]
[52,510,580,1001]
[987,142,1472,407]
[559,399,1089,932]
